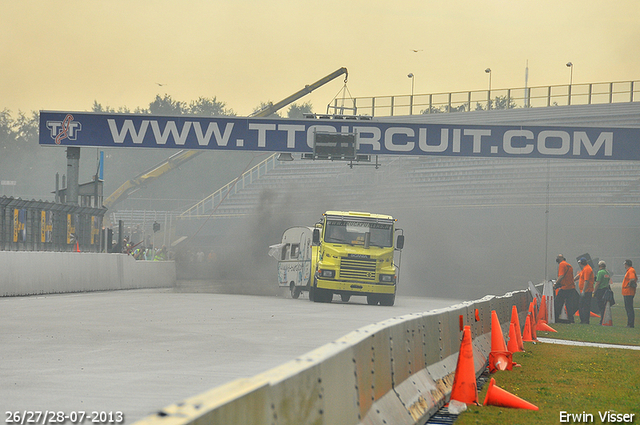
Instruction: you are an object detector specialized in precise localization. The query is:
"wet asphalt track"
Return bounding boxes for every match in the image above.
[2,289,462,423]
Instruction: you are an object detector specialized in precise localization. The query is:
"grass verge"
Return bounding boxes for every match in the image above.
[456,288,640,425]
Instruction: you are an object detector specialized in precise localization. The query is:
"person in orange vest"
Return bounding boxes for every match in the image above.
[622,259,637,328]
[573,257,594,324]
[554,254,577,323]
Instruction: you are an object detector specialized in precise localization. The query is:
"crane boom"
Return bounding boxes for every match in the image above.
[102,67,348,210]
[250,67,348,117]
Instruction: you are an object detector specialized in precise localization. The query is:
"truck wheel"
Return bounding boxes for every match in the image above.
[314,288,332,303]
[309,286,315,302]
[367,295,379,306]
[379,293,395,306]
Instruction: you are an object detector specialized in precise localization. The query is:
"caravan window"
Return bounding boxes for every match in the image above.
[290,243,300,259]
[281,244,289,261]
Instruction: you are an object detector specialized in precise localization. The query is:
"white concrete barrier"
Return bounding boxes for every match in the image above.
[134,288,532,425]
[0,251,175,297]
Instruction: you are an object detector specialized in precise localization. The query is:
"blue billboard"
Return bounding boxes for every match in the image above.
[39,111,640,161]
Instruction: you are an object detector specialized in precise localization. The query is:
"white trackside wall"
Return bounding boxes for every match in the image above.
[134,289,531,425]
[0,251,175,296]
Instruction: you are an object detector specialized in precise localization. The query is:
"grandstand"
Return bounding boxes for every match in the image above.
[172,101,640,218]
[108,100,640,265]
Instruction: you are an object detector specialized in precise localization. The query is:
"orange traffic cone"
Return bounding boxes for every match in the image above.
[528,301,537,325]
[488,311,512,373]
[449,325,478,406]
[574,310,602,319]
[483,378,539,410]
[507,322,522,353]
[489,351,513,373]
[535,296,555,332]
[527,306,538,340]
[75,241,81,252]
[538,296,548,324]
[490,311,507,352]
[522,315,535,342]
[510,306,524,351]
[602,301,613,326]
[536,320,557,333]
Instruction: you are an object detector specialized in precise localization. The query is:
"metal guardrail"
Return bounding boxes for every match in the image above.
[109,210,182,228]
[328,80,639,117]
[179,153,278,218]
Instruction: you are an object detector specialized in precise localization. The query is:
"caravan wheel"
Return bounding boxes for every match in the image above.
[290,283,301,299]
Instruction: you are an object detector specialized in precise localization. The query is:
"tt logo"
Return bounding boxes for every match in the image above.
[46,114,82,144]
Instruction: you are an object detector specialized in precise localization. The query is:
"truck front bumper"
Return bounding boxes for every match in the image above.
[315,278,395,295]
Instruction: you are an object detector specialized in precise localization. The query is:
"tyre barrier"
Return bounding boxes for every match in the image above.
[0,251,175,297]
[134,289,531,425]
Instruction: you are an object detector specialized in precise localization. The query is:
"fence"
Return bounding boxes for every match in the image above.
[0,196,107,252]
[329,80,639,117]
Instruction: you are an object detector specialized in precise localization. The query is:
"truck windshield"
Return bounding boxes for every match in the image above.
[325,219,393,247]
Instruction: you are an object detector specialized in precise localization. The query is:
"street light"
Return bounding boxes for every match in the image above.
[408,73,415,114]
[566,62,573,105]
[485,68,492,109]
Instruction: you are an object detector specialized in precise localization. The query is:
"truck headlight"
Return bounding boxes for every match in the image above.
[379,274,395,283]
[319,269,335,278]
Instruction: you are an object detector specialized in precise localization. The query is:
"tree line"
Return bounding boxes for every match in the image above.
[0,95,313,204]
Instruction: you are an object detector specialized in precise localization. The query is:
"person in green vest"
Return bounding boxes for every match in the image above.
[593,260,611,325]
[154,245,167,261]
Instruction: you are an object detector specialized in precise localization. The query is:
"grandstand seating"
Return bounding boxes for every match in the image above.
[174,102,640,221]
[114,102,640,237]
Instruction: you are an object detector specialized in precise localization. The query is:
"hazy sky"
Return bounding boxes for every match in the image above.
[2,0,638,117]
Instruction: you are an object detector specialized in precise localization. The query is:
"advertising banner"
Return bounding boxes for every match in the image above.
[39,111,640,161]
[67,214,76,245]
[41,210,53,243]
[13,209,26,243]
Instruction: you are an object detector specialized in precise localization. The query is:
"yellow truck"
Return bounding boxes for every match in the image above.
[271,211,404,305]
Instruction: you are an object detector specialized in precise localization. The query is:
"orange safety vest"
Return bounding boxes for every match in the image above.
[558,260,575,290]
[622,267,637,297]
[578,264,594,293]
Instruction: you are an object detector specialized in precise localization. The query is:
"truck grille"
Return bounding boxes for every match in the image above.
[340,257,377,281]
